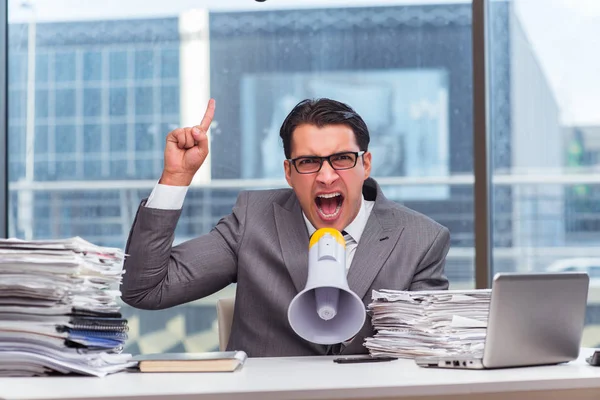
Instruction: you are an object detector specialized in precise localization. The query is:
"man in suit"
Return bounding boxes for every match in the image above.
[121,98,450,357]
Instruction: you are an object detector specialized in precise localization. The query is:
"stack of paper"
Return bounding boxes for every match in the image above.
[0,237,136,376]
[364,289,491,358]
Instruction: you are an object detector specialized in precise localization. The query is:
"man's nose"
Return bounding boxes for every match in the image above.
[316,161,339,185]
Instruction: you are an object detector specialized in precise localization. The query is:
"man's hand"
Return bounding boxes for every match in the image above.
[159,99,215,186]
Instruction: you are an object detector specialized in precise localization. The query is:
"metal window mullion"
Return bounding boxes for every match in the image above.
[472,0,492,289]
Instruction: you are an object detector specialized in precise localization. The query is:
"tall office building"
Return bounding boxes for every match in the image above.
[8,17,181,245]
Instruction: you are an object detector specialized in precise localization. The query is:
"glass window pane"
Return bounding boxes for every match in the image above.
[135,86,153,116]
[488,0,600,347]
[34,124,48,156]
[8,1,474,357]
[55,89,76,118]
[34,160,50,181]
[135,159,155,179]
[109,87,127,116]
[135,50,154,79]
[83,51,102,81]
[35,89,49,119]
[56,161,77,179]
[83,124,102,153]
[8,126,23,158]
[8,89,25,119]
[109,50,128,81]
[9,52,26,85]
[55,125,76,153]
[135,123,153,151]
[110,159,128,178]
[160,48,178,79]
[84,160,103,179]
[110,123,127,152]
[84,88,102,117]
[161,85,178,116]
[36,53,49,83]
[54,52,76,82]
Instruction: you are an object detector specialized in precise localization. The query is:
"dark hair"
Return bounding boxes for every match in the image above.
[279,98,370,159]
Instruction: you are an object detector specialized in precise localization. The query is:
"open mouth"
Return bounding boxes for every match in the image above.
[315,192,344,220]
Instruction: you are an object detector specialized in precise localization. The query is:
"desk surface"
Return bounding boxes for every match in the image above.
[1,349,600,400]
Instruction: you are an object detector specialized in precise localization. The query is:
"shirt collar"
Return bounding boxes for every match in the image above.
[303,195,368,242]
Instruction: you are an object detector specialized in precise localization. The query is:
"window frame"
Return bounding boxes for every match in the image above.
[0,0,494,288]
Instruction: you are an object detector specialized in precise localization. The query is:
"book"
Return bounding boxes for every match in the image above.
[132,351,248,373]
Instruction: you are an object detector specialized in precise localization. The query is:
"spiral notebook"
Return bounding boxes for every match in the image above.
[132,351,248,373]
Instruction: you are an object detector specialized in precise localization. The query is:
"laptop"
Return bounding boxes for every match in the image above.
[415,272,589,369]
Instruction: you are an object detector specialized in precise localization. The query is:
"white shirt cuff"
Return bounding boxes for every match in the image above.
[145,183,189,210]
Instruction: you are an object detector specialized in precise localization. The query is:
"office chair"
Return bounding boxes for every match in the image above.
[216,297,235,351]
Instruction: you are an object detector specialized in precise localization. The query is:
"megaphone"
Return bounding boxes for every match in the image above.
[287,228,366,345]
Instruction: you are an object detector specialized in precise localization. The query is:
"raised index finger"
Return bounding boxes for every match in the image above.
[196,98,216,132]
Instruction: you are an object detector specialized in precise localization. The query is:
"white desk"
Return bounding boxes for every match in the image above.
[1,349,600,400]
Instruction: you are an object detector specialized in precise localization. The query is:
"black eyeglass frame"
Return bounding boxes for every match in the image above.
[287,151,366,174]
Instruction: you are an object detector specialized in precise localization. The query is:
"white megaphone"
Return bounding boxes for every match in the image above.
[287,228,366,345]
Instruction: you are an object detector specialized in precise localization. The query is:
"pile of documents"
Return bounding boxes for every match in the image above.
[364,289,491,358]
[0,237,136,376]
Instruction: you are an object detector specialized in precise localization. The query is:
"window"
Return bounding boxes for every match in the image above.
[54,52,76,82]
[83,88,102,117]
[109,87,127,116]
[160,48,178,79]
[55,124,76,153]
[109,123,127,152]
[161,85,178,116]
[135,123,153,151]
[34,124,48,156]
[109,50,128,81]
[487,0,600,347]
[55,89,76,118]
[8,52,26,85]
[8,89,25,119]
[83,124,102,153]
[134,50,154,80]
[35,89,48,118]
[36,53,49,83]
[83,51,102,81]
[7,1,475,355]
[135,86,153,116]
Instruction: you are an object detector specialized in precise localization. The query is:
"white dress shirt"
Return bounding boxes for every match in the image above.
[146,183,375,273]
[146,183,189,210]
[303,197,374,274]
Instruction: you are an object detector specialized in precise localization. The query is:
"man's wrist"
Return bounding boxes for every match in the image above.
[159,172,194,186]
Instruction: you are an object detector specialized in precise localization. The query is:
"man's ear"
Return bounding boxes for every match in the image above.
[362,151,372,179]
[284,160,293,187]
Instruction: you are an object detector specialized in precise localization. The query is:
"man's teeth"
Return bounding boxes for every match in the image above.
[317,193,341,199]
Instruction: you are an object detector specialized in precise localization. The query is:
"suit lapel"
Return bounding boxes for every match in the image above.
[274,196,309,294]
[347,180,405,300]
[273,179,404,301]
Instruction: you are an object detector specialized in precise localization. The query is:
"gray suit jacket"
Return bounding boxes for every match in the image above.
[121,178,450,357]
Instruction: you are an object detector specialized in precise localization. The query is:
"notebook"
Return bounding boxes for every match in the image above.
[415,272,589,369]
[132,351,248,373]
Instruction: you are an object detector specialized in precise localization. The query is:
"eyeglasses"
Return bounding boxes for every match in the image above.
[287,151,365,174]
